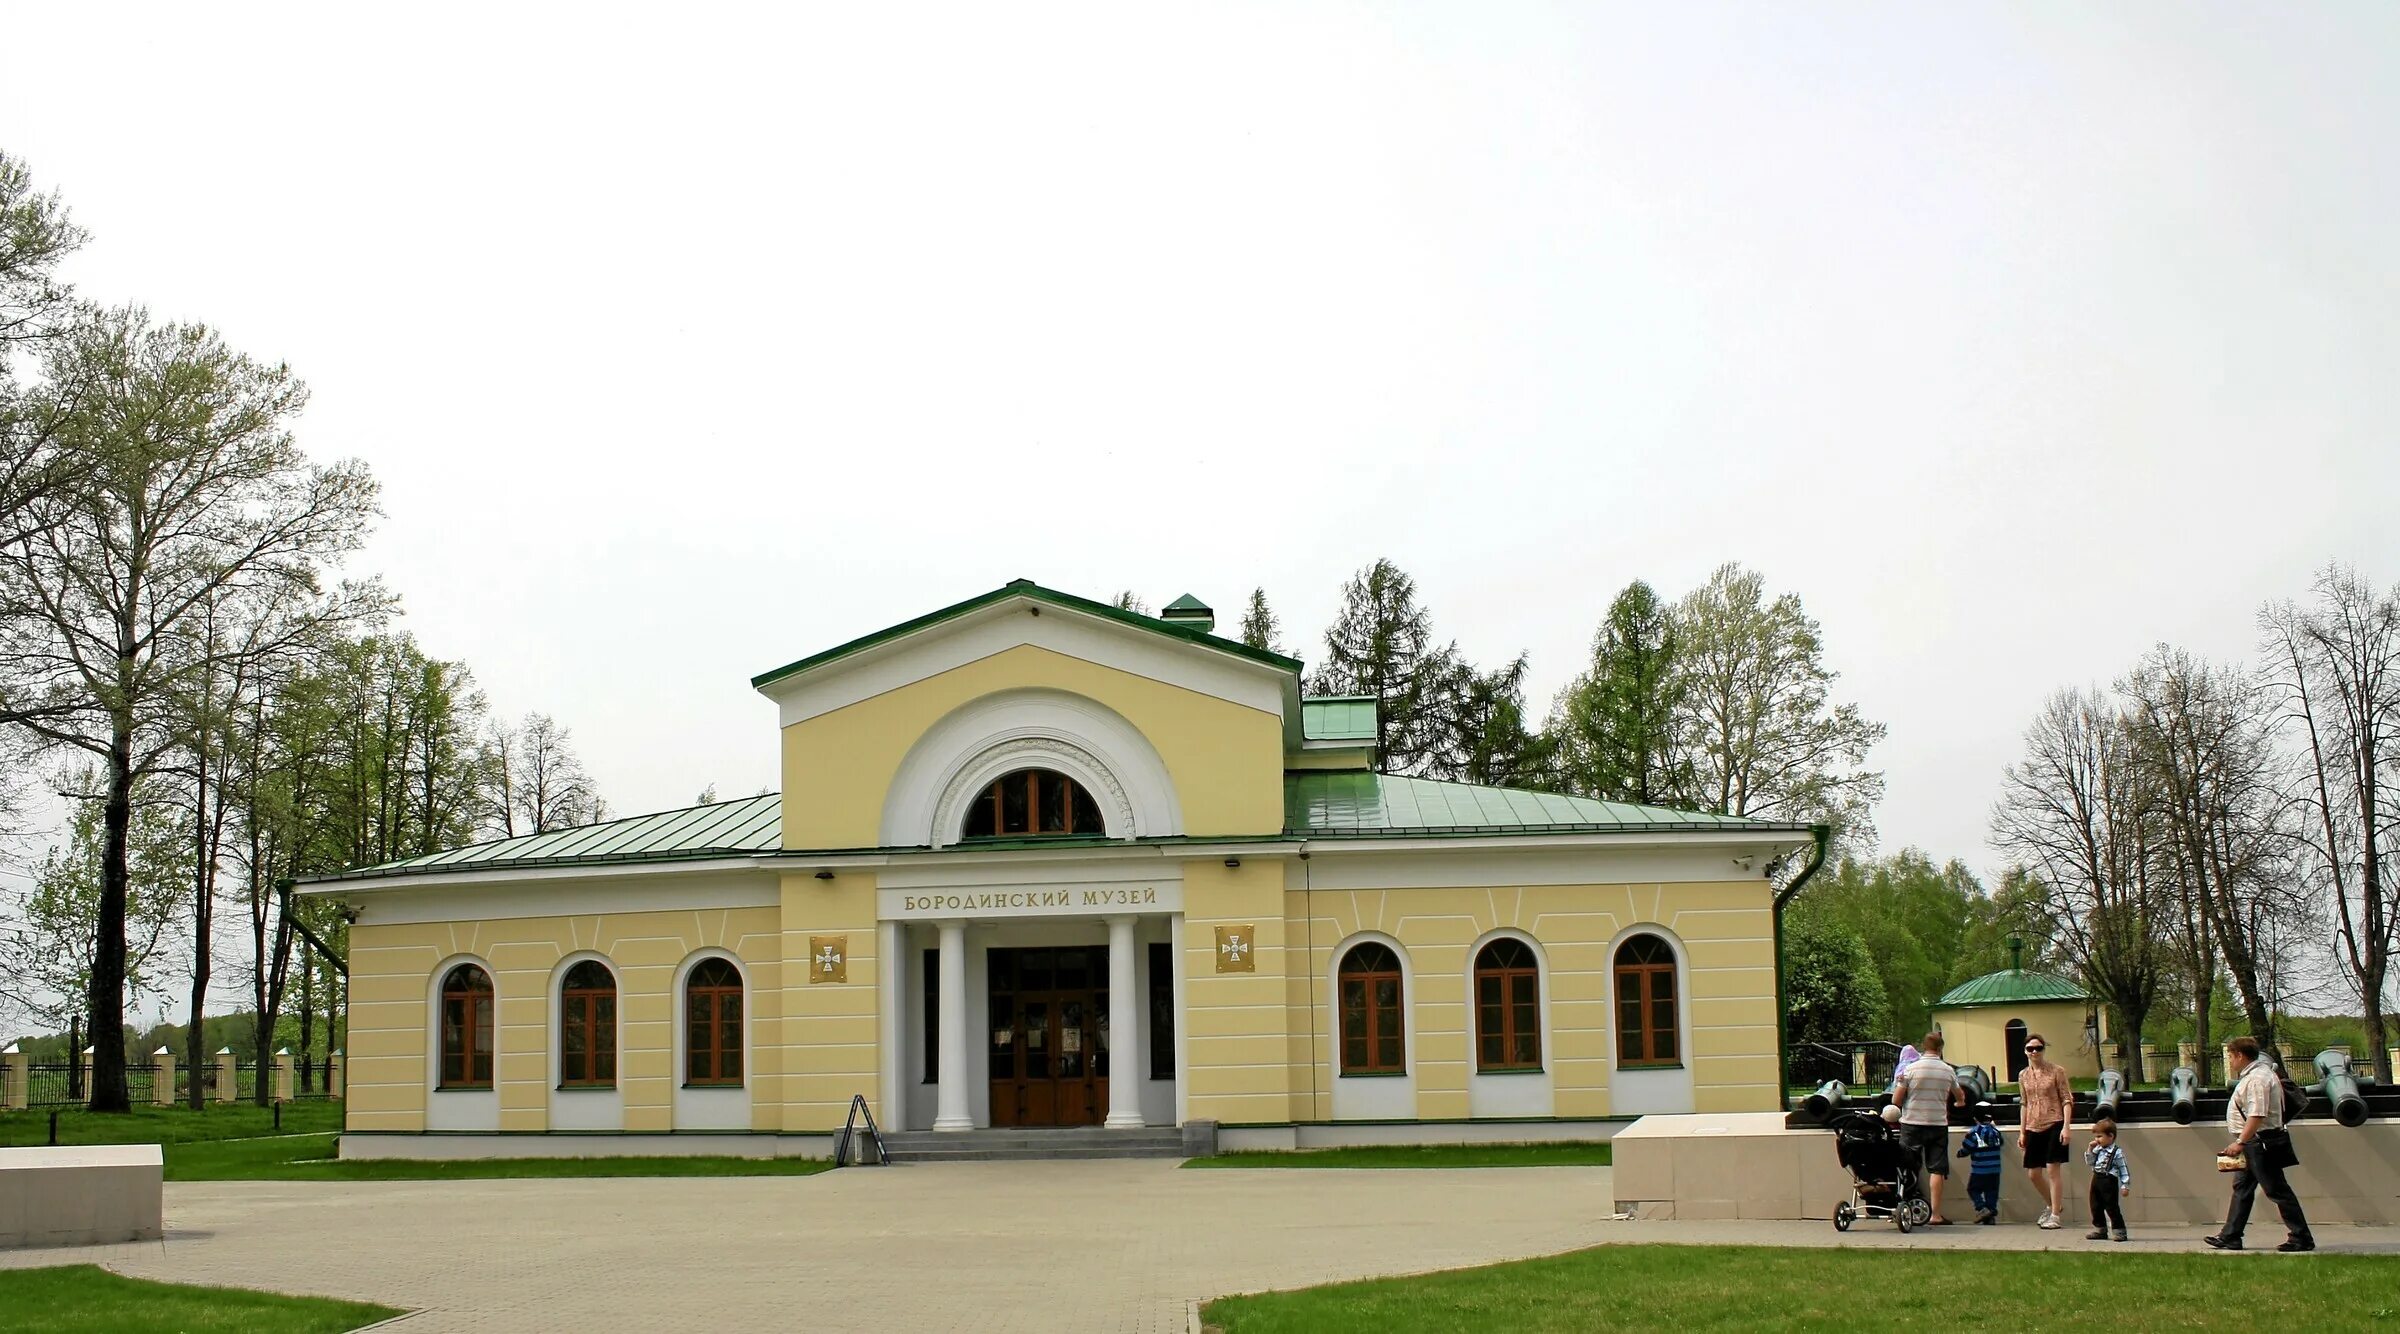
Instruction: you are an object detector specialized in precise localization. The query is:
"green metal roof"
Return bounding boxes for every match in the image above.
[1287,772,1805,836]
[751,581,1301,690]
[308,775,1806,884]
[1161,594,1212,613]
[1933,969,2091,1009]
[312,793,784,882]
[1301,696,1377,743]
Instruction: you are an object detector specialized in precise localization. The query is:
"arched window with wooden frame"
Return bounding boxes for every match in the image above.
[1474,937,1541,1072]
[1337,941,1405,1075]
[959,768,1106,840]
[1614,934,1679,1067]
[439,963,494,1089]
[684,957,744,1086]
[559,960,617,1088]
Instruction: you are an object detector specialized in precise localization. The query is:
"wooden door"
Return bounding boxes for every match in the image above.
[987,947,1108,1127]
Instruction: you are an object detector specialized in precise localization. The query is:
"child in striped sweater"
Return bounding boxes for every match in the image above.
[1956,1108,2004,1224]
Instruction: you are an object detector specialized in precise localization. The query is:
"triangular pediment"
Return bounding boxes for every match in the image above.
[752,581,1302,733]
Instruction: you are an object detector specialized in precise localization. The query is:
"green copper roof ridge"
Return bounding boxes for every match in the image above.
[750,581,1302,690]
[1932,967,2091,1008]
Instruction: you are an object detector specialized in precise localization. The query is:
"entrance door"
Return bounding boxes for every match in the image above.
[988,947,1111,1127]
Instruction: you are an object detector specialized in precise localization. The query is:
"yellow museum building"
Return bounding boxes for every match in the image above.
[303,583,1824,1158]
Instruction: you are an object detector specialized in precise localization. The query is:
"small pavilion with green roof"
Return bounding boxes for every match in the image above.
[1932,940,2106,1083]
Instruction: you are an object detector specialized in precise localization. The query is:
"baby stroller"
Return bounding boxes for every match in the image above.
[1830,1110,1930,1232]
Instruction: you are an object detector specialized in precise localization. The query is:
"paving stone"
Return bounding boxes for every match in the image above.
[5,1164,2394,1330]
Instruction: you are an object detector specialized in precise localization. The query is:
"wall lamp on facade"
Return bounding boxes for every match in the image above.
[814,870,835,880]
[1222,857,1241,869]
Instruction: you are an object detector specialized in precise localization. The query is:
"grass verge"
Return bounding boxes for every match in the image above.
[1199,1244,2400,1332]
[163,1132,835,1181]
[1185,1142,1611,1170]
[0,1102,344,1148]
[0,1264,400,1333]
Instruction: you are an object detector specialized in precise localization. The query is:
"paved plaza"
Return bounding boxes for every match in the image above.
[6,1162,2399,1331]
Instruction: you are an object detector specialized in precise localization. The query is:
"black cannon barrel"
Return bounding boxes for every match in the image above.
[2314,1050,2369,1128]
[1802,1079,1848,1123]
[2094,1069,2127,1119]
[1956,1065,1994,1108]
[2168,1067,2202,1125]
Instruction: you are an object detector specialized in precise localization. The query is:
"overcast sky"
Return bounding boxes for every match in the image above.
[6,3,2397,884]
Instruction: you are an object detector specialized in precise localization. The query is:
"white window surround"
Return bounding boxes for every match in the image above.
[1328,931,1415,1122]
[881,688,1183,848]
[425,954,500,1132]
[672,949,752,1131]
[547,951,624,1132]
[1466,928,1555,1119]
[1606,922,1696,1116]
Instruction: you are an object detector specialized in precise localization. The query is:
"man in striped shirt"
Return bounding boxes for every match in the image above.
[1891,1030,1966,1225]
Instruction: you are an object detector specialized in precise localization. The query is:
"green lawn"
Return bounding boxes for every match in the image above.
[1200,1244,2400,1333]
[0,1105,834,1180]
[1187,1142,1611,1170]
[161,1132,835,1181]
[0,1265,400,1333]
[0,1102,344,1148]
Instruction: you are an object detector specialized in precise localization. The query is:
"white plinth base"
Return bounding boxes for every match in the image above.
[0,1144,164,1248]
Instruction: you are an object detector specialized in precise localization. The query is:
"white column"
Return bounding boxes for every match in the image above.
[1105,915,1145,1128]
[933,921,973,1132]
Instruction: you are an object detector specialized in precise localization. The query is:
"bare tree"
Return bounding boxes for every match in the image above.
[1992,688,2170,1080]
[2122,647,2299,1058]
[2261,567,2400,1084]
[484,712,602,837]
[0,309,377,1110]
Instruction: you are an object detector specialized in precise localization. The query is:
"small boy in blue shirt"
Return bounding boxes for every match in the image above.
[1957,1107,2004,1224]
[2085,1117,2132,1241]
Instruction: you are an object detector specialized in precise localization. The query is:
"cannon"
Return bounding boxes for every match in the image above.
[2168,1066,2202,1125]
[1955,1064,1995,1108]
[2313,1050,2370,1128]
[2094,1069,2127,1120]
[1802,1079,1848,1123]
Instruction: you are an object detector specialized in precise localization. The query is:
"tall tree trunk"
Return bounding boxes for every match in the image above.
[186,746,211,1111]
[88,714,135,1113]
[298,943,316,1092]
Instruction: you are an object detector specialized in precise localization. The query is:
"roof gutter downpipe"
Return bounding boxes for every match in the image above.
[1770,825,1832,1116]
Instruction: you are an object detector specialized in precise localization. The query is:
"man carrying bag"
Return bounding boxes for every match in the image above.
[2204,1036,2315,1253]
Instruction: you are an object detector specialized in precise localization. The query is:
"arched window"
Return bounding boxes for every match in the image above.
[1475,937,1541,1072]
[685,958,744,1086]
[440,963,494,1089]
[1337,942,1405,1075]
[2004,1019,2029,1082]
[960,768,1105,839]
[1614,934,1678,1067]
[559,960,617,1088]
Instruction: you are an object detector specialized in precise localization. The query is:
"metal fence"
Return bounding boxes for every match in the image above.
[18,1059,286,1107]
[1786,1040,1905,1091]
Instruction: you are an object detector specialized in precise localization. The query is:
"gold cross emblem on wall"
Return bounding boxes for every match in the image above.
[1215,924,1255,973]
[809,935,848,983]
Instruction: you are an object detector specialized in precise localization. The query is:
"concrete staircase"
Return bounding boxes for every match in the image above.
[882,1126,1187,1163]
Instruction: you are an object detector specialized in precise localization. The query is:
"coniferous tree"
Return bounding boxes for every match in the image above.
[1549,581,1689,806]
[1312,559,1460,774]
[1425,653,1553,788]
[1237,587,1282,654]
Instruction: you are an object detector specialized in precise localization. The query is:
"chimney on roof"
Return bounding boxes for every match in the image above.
[1159,594,1214,634]
[2006,935,2024,972]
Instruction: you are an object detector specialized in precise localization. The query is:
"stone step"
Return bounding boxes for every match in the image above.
[892,1145,1188,1163]
[879,1127,1186,1161]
